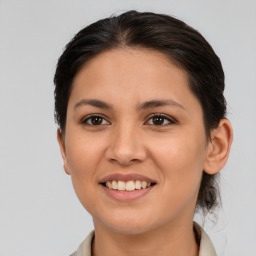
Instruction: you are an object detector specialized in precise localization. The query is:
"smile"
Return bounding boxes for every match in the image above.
[99,173,157,201]
[103,180,154,191]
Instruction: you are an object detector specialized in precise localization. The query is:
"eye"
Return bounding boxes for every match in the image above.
[146,114,176,126]
[81,115,110,126]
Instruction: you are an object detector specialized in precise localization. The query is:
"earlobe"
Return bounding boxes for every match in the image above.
[204,119,233,175]
[57,129,71,175]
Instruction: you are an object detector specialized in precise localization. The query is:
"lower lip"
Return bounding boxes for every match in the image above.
[101,185,155,201]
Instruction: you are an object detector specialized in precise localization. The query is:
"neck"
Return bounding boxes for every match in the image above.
[92,220,199,256]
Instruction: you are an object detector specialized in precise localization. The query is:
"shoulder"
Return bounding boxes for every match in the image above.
[71,224,217,256]
[193,222,217,256]
[70,231,94,256]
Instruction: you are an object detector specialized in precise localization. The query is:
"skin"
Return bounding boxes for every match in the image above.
[58,48,233,256]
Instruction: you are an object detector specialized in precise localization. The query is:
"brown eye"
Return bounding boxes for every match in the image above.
[82,115,110,126]
[152,116,165,125]
[146,114,175,126]
[91,116,103,125]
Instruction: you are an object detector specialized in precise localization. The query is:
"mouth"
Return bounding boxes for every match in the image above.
[99,173,157,201]
[100,180,156,191]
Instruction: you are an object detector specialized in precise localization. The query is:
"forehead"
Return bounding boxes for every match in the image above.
[72,48,186,91]
[68,48,201,113]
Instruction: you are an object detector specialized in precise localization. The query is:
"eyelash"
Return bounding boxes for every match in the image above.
[146,113,176,126]
[80,114,110,126]
[80,114,176,126]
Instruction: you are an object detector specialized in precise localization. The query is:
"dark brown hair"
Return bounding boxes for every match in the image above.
[54,10,226,213]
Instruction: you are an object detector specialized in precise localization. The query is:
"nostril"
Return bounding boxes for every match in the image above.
[105,133,147,164]
[109,157,140,166]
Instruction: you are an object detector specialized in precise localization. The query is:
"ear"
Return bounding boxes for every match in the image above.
[57,129,71,175]
[204,119,233,175]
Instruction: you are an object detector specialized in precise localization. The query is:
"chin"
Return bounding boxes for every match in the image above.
[107,222,152,235]
[95,212,158,235]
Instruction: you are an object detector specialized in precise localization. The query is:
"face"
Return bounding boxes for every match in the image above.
[58,48,211,234]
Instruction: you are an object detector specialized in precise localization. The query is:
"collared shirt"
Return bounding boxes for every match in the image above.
[70,222,217,256]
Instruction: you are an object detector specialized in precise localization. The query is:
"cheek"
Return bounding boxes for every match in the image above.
[64,134,104,207]
[151,133,207,194]
[65,132,103,173]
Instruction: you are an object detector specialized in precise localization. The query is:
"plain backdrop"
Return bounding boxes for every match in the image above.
[0,0,255,255]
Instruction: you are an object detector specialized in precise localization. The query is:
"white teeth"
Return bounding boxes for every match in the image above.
[142,181,147,189]
[105,180,153,191]
[117,181,126,191]
[112,180,118,190]
[106,181,112,189]
[126,181,135,191]
[135,180,142,189]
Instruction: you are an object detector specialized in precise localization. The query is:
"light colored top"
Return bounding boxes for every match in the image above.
[70,222,217,256]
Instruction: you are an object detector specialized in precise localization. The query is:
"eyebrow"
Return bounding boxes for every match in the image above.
[74,99,113,110]
[74,99,185,111]
[136,99,185,110]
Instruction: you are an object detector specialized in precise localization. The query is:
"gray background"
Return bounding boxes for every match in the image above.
[0,0,255,255]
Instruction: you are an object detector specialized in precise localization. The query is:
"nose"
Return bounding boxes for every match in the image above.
[105,124,147,166]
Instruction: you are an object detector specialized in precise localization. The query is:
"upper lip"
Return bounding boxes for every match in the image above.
[99,173,156,183]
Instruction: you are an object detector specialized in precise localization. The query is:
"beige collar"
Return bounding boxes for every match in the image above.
[71,222,217,256]
[193,222,217,256]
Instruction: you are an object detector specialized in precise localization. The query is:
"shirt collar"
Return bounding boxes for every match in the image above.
[71,222,217,256]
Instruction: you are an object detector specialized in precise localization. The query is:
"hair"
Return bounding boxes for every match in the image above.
[54,10,226,213]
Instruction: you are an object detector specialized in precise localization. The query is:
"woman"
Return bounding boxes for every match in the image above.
[54,11,233,256]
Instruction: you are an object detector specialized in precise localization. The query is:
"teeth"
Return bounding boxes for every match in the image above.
[135,180,142,189]
[142,181,147,189]
[106,181,112,189]
[105,180,153,191]
[117,181,126,191]
[112,180,118,190]
[126,181,135,191]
